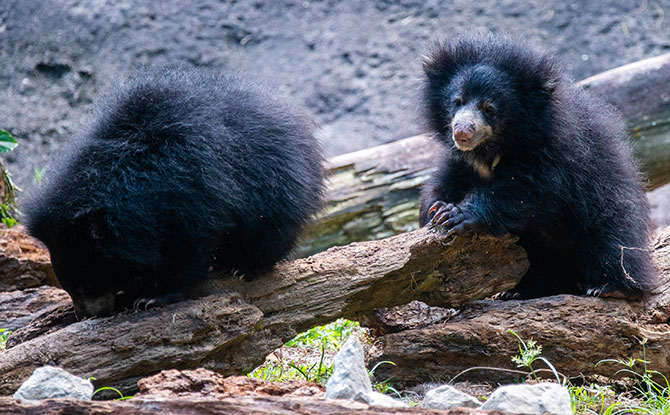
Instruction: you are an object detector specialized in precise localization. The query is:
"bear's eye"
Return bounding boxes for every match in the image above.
[452,96,464,107]
[482,101,496,117]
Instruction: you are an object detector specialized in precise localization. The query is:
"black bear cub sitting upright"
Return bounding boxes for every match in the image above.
[419,35,654,299]
[25,69,325,317]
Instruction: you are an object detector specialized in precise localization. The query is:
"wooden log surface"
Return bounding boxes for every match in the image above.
[370,227,670,386]
[0,228,528,396]
[0,226,56,291]
[298,53,670,257]
[0,286,69,331]
[582,53,670,190]
[0,396,514,415]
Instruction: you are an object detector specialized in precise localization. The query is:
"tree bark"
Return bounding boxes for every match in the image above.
[0,286,69,331]
[370,227,670,386]
[581,53,670,190]
[0,396,515,415]
[0,225,57,291]
[298,53,670,256]
[0,228,528,396]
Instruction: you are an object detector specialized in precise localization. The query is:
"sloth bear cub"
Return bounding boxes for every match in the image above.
[25,69,325,317]
[419,36,654,299]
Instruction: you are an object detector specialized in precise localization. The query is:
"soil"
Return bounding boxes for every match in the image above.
[137,369,325,399]
[0,0,668,191]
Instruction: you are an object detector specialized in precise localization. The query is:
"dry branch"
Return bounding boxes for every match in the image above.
[299,53,670,256]
[0,228,528,395]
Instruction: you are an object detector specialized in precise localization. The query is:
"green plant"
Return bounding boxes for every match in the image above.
[595,338,670,414]
[248,319,358,385]
[33,165,45,186]
[89,377,133,401]
[369,360,402,398]
[288,344,333,384]
[285,319,359,350]
[569,383,619,415]
[92,386,133,401]
[0,129,18,153]
[0,129,19,227]
[508,329,561,383]
[0,329,10,350]
[248,352,334,385]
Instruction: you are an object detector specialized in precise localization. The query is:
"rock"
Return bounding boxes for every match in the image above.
[137,369,324,399]
[480,383,572,415]
[13,366,93,402]
[325,336,372,399]
[325,336,405,407]
[421,384,481,410]
[356,390,406,408]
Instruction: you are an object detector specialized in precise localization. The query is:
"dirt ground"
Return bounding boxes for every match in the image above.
[0,0,668,215]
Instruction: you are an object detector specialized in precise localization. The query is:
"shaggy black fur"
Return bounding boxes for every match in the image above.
[24,69,325,317]
[418,35,654,299]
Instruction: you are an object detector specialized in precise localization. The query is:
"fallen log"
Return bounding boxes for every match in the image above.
[298,53,670,256]
[0,396,514,415]
[0,225,56,291]
[0,228,528,395]
[370,227,670,386]
[581,53,670,190]
[0,286,69,331]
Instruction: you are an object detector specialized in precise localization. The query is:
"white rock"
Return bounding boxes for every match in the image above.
[13,366,94,403]
[356,390,407,408]
[480,383,573,415]
[421,384,481,409]
[325,336,372,399]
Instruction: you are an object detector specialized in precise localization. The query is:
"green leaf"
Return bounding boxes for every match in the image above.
[0,129,18,153]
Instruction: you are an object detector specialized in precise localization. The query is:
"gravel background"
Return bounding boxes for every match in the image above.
[0,0,668,223]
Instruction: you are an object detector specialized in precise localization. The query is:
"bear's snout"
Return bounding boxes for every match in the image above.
[453,122,475,144]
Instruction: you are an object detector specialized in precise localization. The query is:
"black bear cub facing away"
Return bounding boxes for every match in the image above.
[419,36,654,299]
[25,69,325,317]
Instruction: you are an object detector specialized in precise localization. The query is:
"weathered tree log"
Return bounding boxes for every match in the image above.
[297,134,435,257]
[370,227,670,386]
[0,396,515,415]
[0,286,69,331]
[581,53,670,190]
[0,228,528,396]
[0,225,57,291]
[298,53,670,256]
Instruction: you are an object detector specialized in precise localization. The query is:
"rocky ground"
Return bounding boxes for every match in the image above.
[0,0,668,187]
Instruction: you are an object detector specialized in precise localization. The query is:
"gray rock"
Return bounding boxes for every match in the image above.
[356,390,406,408]
[325,336,406,407]
[480,383,573,415]
[325,336,372,399]
[421,384,481,410]
[13,366,94,402]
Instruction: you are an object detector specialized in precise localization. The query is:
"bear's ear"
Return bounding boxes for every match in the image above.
[72,208,110,241]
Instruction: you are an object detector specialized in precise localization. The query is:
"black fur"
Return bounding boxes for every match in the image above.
[24,68,325,317]
[419,35,654,299]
